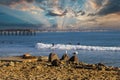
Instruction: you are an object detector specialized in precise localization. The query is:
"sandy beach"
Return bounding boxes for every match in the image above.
[0,53,120,80]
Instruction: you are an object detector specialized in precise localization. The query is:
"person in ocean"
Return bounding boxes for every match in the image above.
[52,43,54,47]
[77,43,80,45]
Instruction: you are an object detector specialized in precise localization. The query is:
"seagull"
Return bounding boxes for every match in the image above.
[65,50,68,54]
[75,51,78,54]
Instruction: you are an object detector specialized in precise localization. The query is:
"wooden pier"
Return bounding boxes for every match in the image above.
[0,29,36,36]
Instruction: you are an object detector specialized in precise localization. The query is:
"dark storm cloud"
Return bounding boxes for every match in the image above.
[98,0,120,15]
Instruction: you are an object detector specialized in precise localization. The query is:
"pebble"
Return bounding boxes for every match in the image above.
[8,62,15,66]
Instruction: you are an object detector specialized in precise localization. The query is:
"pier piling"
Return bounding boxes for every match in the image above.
[0,29,36,36]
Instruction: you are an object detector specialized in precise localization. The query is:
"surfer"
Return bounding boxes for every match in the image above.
[77,43,80,45]
[68,42,72,45]
[52,43,54,47]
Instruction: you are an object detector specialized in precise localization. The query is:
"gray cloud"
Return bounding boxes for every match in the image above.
[1,0,120,16]
[98,0,120,15]
[0,0,34,5]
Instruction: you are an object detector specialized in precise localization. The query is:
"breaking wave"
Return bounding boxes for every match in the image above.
[36,43,120,51]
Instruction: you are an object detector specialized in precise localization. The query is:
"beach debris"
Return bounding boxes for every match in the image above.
[48,53,59,62]
[69,52,79,64]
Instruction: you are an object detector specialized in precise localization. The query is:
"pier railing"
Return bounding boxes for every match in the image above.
[0,29,36,36]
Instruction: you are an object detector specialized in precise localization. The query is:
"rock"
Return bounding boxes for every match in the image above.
[97,63,105,67]
[22,53,38,62]
[83,64,96,70]
[96,63,106,70]
[23,58,38,62]
[31,65,43,71]
[106,66,113,71]
[112,67,119,71]
[48,53,59,62]
[22,53,31,59]
[2,65,7,68]
[98,66,106,71]
[38,56,48,61]
[60,53,69,61]
[51,59,61,66]
[69,55,79,64]
[7,62,15,66]
[36,66,42,69]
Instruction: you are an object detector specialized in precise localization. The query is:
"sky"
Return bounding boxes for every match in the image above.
[0,0,120,30]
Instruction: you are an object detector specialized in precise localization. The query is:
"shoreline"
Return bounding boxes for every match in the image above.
[0,54,120,80]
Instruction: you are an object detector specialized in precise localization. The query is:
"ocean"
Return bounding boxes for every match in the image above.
[0,31,120,67]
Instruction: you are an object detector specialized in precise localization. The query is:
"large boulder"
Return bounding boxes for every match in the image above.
[48,53,59,62]
[61,53,69,61]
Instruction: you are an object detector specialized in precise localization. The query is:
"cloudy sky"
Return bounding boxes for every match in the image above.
[0,0,120,30]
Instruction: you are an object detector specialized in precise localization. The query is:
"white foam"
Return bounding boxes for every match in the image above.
[36,43,120,51]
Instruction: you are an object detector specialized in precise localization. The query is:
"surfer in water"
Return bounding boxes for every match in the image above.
[52,43,54,47]
[77,43,80,45]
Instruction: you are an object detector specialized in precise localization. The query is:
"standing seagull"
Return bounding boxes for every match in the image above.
[65,50,68,54]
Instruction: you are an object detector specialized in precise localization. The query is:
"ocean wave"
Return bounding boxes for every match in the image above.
[36,43,120,51]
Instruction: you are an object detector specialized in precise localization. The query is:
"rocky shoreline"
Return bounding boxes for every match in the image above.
[0,53,120,80]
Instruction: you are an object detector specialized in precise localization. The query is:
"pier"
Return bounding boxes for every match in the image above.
[0,29,36,36]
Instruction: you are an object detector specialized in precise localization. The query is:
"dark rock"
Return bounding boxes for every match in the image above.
[7,62,15,67]
[97,63,105,67]
[83,64,96,70]
[22,53,37,60]
[60,53,69,61]
[48,53,59,62]
[98,66,106,71]
[22,53,31,59]
[75,65,83,69]
[69,55,79,64]
[51,59,61,66]
[96,63,106,71]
